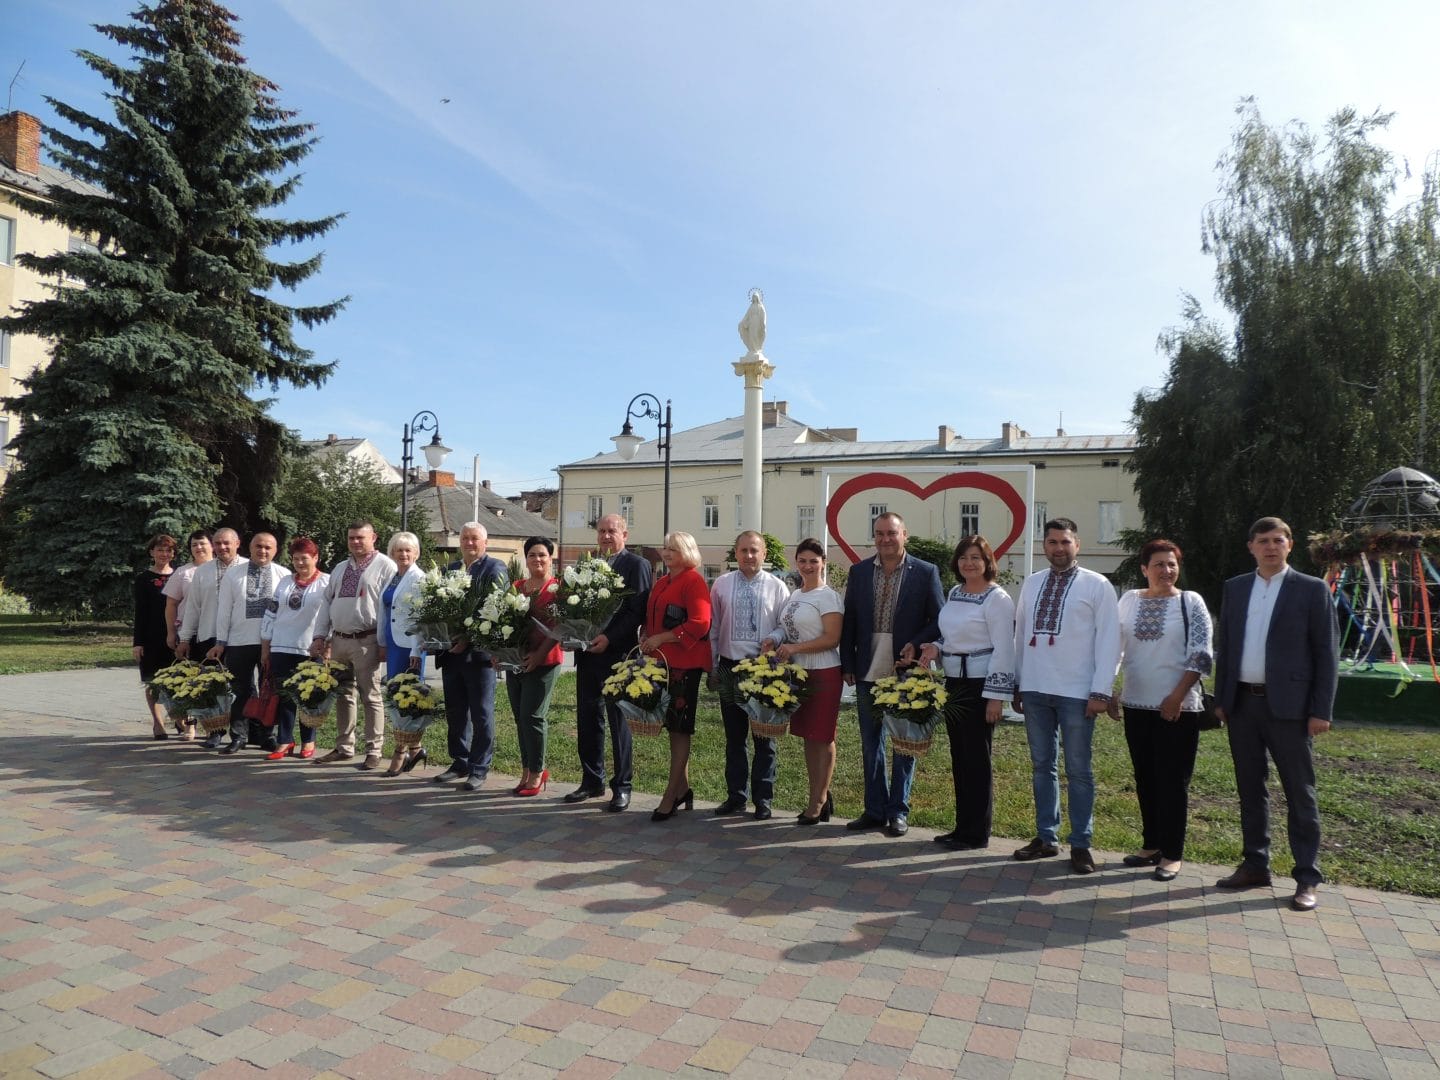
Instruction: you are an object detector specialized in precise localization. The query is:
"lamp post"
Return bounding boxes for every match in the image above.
[400,410,451,532]
[611,394,672,537]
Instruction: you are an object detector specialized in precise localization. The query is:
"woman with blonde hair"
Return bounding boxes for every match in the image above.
[641,531,712,821]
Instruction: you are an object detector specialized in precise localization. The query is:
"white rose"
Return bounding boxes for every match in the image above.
[479,621,492,634]
[567,595,580,606]
[597,588,611,599]
[464,616,474,626]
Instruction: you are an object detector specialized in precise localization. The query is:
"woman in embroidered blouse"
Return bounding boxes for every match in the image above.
[919,535,1017,851]
[260,537,330,761]
[762,538,844,826]
[641,531,713,822]
[134,533,178,740]
[508,537,563,797]
[1107,538,1213,882]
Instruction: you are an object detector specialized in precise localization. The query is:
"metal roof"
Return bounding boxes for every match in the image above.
[0,161,108,200]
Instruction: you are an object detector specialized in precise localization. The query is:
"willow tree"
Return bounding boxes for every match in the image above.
[0,0,344,614]
[1130,100,1440,603]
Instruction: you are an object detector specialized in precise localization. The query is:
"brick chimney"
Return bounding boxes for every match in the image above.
[481,479,491,490]
[762,400,788,428]
[1001,421,1029,448]
[0,112,41,176]
[427,469,456,487]
[938,424,956,450]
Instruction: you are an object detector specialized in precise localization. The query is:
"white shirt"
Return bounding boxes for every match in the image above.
[710,569,790,662]
[769,586,843,671]
[933,584,1017,700]
[177,557,248,643]
[385,564,426,658]
[262,572,331,655]
[313,552,398,638]
[161,562,201,631]
[1013,564,1121,700]
[1116,590,1213,711]
[1239,565,1290,684]
[215,562,292,647]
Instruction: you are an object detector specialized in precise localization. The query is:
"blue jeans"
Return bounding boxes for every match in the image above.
[1021,692,1095,848]
[856,682,915,821]
[440,657,496,781]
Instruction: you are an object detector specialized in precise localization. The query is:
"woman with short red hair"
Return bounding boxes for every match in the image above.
[260,537,330,760]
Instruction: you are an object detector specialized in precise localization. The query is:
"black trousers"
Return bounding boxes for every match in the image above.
[716,658,777,807]
[223,643,272,747]
[1122,707,1200,861]
[943,677,995,846]
[1226,693,1323,886]
[575,650,632,794]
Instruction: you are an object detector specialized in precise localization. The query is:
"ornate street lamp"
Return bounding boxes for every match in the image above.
[400,410,451,532]
[612,394,672,536]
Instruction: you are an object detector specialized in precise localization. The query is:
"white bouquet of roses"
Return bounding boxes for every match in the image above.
[404,565,482,652]
[542,553,630,649]
[465,581,534,672]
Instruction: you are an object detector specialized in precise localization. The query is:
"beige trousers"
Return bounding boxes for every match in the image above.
[331,633,385,755]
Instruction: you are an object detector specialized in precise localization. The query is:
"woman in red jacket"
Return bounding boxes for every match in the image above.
[642,531,712,821]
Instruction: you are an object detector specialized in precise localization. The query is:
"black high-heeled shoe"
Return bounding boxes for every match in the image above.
[402,748,428,774]
[797,791,834,827]
[651,788,694,822]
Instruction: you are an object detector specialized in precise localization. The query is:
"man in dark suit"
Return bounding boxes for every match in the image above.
[566,513,653,812]
[840,511,945,837]
[1214,516,1338,911]
[431,522,508,792]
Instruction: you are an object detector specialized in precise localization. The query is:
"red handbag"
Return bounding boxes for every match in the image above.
[243,667,280,727]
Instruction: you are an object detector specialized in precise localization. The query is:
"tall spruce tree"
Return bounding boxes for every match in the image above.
[0,0,344,615]
[1129,100,1440,605]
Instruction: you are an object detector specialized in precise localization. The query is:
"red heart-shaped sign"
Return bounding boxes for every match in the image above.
[824,471,1028,565]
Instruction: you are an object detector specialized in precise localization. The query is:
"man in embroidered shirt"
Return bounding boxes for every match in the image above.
[310,520,397,769]
[839,512,945,837]
[208,533,289,755]
[175,527,247,749]
[1012,517,1121,874]
[710,530,791,820]
[1213,516,1338,912]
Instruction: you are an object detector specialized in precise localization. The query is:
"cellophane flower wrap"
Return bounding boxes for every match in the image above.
[148,660,201,715]
[169,662,236,715]
[732,653,809,716]
[383,672,444,735]
[465,581,533,669]
[547,553,629,647]
[280,659,346,717]
[871,666,948,755]
[403,565,482,650]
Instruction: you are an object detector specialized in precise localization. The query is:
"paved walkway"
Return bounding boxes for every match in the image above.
[1,669,1438,1079]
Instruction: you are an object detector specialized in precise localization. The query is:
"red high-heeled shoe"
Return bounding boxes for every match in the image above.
[517,769,549,797]
[266,743,296,761]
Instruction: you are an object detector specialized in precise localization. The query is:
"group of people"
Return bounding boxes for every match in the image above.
[134,509,1338,911]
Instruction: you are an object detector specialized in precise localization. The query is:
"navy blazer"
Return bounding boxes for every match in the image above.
[436,555,508,668]
[1214,567,1339,721]
[839,554,945,680]
[597,548,652,656]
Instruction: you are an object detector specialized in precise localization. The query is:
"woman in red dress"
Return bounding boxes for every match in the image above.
[508,536,564,796]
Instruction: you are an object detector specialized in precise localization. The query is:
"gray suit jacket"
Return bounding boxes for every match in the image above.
[1214,568,1339,721]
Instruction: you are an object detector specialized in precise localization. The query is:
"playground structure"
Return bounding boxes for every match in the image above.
[1310,467,1440,724]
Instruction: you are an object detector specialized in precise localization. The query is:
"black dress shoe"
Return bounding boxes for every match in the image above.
[607,792,630,812]
[885,816,909,837]
[934,830,961,846]
[753,804,772,821]
[713,795,747,816]
[432,766,465,784]
[1291,885,1319,911]
[1122,851,1162,867]
[564,786,605,804]
[202,733,224,750]
[218,739,244,756]
[1215,865,1272,889]
[845,814,884,832]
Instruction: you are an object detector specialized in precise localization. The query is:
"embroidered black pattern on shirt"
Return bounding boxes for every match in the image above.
[1029,567,1076,645]
[1133,596,1172,642]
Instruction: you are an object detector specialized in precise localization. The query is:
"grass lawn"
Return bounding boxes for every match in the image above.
[345,670,1439,899]
[0,614,133,675]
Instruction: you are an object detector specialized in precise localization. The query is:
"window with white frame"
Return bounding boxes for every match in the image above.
[1098,501,1122,544]
[1032,501,1048,539]
[869,503,888,537]
[734,494,743,529]
[587,495,604,524]
[959,502,980,537]
[702,495,719,529]
[0,330,9,369]
[796,505,815,541]
[0,216,15,264]
[0,417,9,456]
[618,494,633,527]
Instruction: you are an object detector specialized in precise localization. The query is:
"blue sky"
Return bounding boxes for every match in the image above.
[10,1,1440,494]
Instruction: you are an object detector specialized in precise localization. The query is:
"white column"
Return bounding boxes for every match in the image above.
[733,291,774,534]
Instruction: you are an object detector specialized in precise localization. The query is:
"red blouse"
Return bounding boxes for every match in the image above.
[645,567,712,671]
[516,577,564,668]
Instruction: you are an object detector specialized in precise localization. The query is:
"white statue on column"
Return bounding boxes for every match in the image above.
[738,290,767,359]
[734,289,773,533]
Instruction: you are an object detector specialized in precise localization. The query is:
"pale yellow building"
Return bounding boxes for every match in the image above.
[0,111,104,483]
[556,402,1138,579]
